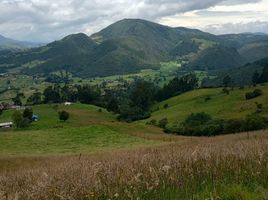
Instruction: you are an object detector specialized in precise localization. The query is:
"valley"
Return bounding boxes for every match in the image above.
[0,18,268,199]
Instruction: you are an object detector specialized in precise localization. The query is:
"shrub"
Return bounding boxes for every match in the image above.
[244,114,266,131]
[23,108,33,121]
[147,119,157,126]
[163,104,169,109]
[205,96,211,102]
[185,112,212,126]
[245,89,263,100]
[158,118,168,129]
[170,113,267,136]
[12,111,31,128]
[223,119,245,134]
[58,110,70,122]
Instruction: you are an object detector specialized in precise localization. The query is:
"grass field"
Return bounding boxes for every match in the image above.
[146,84,268,127]
[0,104,164,155]
[0,131,267,199]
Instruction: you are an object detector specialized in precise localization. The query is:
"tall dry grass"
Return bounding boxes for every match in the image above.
[0,131,267,199]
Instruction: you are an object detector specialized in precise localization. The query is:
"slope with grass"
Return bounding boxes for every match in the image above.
[0,104,163,155]
[147,85,268,127]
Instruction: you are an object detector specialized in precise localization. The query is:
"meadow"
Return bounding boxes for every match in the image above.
[0,104,164,155]
[147,84,268,128]
[0,131,267,199]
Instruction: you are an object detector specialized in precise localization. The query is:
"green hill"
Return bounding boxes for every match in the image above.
[1,19,268,78]
[186,45,246,70]
[0,103,162,155]
[146,85,268,128]
[238,41,268,62]
[0,34,41,50]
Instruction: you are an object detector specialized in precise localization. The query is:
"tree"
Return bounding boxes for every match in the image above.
[106,97,120,113]
[260,66,268,83]
[27,92,42,105]
[12,94,22,106]
[252,71,260,86]
[223,75,231,88]
[12,111,31,128]
[130,80,156,111]
[23,108,33,121]
[157,73,198,101]
[77,85,101,104]
[43,85,61,103]
[58,110,70,122]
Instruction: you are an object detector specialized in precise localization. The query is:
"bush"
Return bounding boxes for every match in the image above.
[118,105,151,122]
[245,89,263,100]
[244,114,266,131]
[185,112,212,126]
[169,112,267,136]
[223,119,245,134]
[158,118,168,129]
[147,119,157,126]
[58,110,70,122]
[23,108,33,121]
[163,104,169,109]
[12,111,31,128]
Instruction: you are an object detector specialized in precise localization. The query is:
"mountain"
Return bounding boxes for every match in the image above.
[1,19,268,78]
[0,34,42,50]
[202,57,268,87]
[186,45,246,70]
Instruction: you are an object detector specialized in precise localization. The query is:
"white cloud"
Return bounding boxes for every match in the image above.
[0,0,266,42]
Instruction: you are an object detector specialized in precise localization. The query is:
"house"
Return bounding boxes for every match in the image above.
[64,102,72,106]
[32,115,39,122]
[0,122,13,128]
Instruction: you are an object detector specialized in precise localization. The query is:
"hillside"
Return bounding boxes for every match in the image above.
[0,103,164,154]
[1,19,268,78]
[0,34,41,50]
[186,45,246,70]
[202,57,268,87]
[146,85,268,128]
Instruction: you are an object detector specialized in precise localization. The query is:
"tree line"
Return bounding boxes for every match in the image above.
[21,73,199,122]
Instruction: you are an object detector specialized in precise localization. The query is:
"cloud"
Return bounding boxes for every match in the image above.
[0,0,265,42]
[203,21,268,34]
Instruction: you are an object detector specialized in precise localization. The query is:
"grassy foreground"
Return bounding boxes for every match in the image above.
[0,131,267,199]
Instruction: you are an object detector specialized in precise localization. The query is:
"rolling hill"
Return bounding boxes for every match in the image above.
[0,34,41,50]
[146,84,268,128]
[1,19,268,78]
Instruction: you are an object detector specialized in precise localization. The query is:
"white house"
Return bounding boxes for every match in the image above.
[0,122,13,128]
[64,102,72,106]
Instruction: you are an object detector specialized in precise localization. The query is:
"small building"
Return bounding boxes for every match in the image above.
[0,122,13,128]
[32,115,39,122]
[64,102,72,106]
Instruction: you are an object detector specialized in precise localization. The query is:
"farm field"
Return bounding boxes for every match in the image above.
[146,84,268,127]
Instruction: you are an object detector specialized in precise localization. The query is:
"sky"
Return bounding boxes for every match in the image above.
[0,0,268,42]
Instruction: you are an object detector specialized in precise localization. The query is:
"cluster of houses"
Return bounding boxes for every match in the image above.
[0,103,39,129]
[0,101,73,129]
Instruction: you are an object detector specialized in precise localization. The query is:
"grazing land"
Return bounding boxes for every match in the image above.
[147,84,268,127]
[0,104,165,155]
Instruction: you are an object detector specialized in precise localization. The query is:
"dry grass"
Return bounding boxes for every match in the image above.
[0,131,268,199]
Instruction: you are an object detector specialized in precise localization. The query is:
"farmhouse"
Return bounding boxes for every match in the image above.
[64,102,72,106]
[0,122,13,128]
